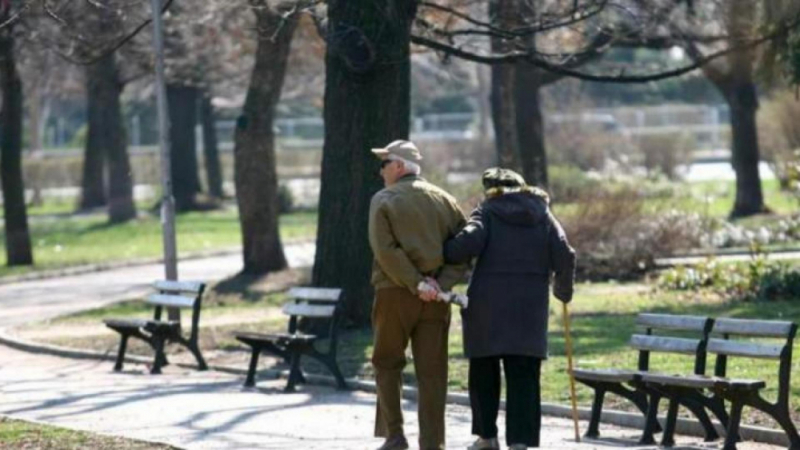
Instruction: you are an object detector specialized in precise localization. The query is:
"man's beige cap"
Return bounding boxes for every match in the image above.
[370,140,423,161]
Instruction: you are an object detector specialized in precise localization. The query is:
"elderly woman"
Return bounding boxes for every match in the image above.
[444,168,575,450]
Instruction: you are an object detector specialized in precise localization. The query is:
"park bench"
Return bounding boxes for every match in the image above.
[573,313,724,445]
[103,280,207,375]
[234,287,347,392]
[641,318,800,450]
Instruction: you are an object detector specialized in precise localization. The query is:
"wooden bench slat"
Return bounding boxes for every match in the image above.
[146,293,196,309]
[707,338,785,359]
[629,335,701,354]
[235,332,317,344]
[712,318,796,338]
[288,287,341,302]
[153,280,204,295]
[573,368,641,383]
[641,373,717,388]
[282,303,336,318]
[642,373,766,390]
[104,318,149,329]
[636,314,710,332]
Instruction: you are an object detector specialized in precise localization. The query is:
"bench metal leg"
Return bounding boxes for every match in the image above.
[189,341,207,371]
[723,399,744,450]
[245,348,260,388]
[285,351,302,392]
[639,392,661,445]
[661,397,680,447]
[151,336,166,375]
[585,388,605,438]
[114,335,129,372]
[329,359,347,390]
[681,397,720,442]
[749,395,800,450]
[607,382,661,432]
[774,408,800,450]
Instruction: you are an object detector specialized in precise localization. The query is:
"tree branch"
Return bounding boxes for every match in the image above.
[50,0,175,66]
[410,15,798,84]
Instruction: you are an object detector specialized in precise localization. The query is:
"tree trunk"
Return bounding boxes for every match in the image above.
[201,92,223,199]
[0,20,33,266]
[727,81,766,218]
[515,65,548,187]
[167,84,201,211]
[489,0,521,171]
[700,0,766,218]
[232,7,294,275]
[312,0,418,327]
[79,75,108,210]
[86,53,136,223]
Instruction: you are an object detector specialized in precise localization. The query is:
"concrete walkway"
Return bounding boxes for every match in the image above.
[0,242,315,329]
[0,243,785,449]
[1,344,781,450]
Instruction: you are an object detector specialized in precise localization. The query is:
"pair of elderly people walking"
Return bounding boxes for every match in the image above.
[368,140,576,450]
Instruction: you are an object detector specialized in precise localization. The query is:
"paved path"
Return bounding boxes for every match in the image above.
[1,344,780,450]
[0,243,784,449]
[0,242,315,329]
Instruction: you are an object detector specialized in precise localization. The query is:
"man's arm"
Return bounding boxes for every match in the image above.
[436,199,470,291]
[368,196,425,294]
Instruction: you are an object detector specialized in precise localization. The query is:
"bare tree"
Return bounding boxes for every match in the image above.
[312,0,800,326]
[233,0,302,275]
[0,1,32,266]
[312,0,419,326]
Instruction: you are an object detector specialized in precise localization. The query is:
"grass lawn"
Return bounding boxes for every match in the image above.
[0,209,317,278]
[0,416,174,449]
[24,277,800,428]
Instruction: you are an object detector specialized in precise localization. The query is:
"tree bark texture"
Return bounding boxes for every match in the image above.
[79,76,108,210]
[167,84,202,211]
[86,53,136,223]
[312,0,418,327]
[515,65,549,187]
[201,93,223,199]
[231,6,294,275]
[0,20,33,265]
[699,0,765,218]
[489,0,522,171]
[726,81,765,217]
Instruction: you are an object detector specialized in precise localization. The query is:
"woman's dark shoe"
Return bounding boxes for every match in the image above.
[376,435,409,450]
[467,437,500,450]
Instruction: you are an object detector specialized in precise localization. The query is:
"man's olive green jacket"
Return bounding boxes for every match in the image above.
[368,174,467,294]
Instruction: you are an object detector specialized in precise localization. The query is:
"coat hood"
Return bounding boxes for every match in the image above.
[484,189,549,226]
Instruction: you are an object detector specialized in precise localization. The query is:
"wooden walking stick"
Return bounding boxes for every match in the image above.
[562,301,581,442]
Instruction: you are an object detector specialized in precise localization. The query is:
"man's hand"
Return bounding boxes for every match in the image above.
[417,277,441,302]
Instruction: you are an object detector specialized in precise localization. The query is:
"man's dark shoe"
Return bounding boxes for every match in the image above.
[376,435,409,450]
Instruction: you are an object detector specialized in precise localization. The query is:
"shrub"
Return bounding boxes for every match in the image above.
[659,255,800,302]
[636,133,694,180]
[547,165,603,203]
[561,188,705,280]
[759,92,800,190]
[548,130,633,172]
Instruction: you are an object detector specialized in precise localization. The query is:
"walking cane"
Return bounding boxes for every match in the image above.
[562,302,581,442]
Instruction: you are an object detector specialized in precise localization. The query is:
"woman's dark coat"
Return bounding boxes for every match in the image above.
[444,190,575,359]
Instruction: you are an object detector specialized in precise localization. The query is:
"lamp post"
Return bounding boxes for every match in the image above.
[150,0,179,321]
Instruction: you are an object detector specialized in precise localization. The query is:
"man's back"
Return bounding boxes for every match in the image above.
[369,174,465,293]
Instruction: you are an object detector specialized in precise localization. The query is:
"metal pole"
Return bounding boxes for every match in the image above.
[150,0,179,320]
[562,302,581,442]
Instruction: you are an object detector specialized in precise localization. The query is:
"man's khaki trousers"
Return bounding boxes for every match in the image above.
[372,287,451,450]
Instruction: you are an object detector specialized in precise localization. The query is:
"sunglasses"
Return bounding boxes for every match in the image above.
[380,159,396,169]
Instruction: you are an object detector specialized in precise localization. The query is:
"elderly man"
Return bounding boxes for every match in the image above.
[368,140,467,450]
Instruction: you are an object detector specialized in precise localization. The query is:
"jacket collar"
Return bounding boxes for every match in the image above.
[397,173,422,183]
